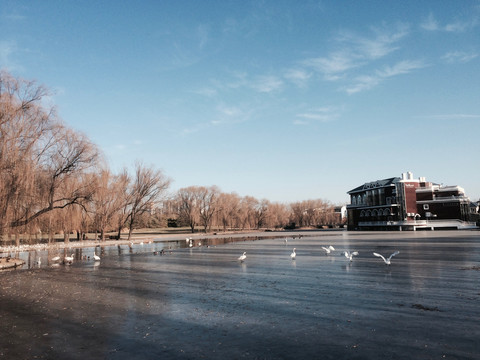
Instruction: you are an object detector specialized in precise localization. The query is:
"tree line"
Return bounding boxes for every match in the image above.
[0,71,343,245]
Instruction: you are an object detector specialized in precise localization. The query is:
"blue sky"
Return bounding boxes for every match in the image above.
[1,1,479,204]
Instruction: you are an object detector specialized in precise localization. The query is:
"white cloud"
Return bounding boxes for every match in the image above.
[338,24,409,60]
[303,51,361,80]
[0,40,19,71]
[251,75,283,93]
[196,24,209,49]
[295,106,342,124]
[193,87,217,97]
[345,59,426,94]
[421,13,439,31]
[442,51,478,63]
[344,75,380,94]
[284,68,312,87]
[377,59,426,77]
[302,24,409,81]
[293,119,309,125]
[421,12,478,33]
[445,19,477,33]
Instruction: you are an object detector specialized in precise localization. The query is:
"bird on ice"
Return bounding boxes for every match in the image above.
[321,245,335,254]
[342,251,359,262]
[93,251,101,261]
[64,254,75,265]
[290,248,296,260]
[373,251,399,265]
[238,252,247,262]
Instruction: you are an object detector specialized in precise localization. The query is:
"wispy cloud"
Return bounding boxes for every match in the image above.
[445,19,478,32]
[250,75,283,93]
[345,59,426,94]
[294,106,342,125]
[214,103,254,126]
[442,51,478,63]
[421,13,439,31]
[302,23,409,81]
[196,24,209,49]
[303,51,361,80]
[193,86,218,97]
[0,40,20,71]
[337,24,409,60]
[283,68,312,87]
[421,13,478,33]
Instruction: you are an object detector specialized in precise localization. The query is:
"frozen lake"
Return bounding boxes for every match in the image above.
[1,230,479,359]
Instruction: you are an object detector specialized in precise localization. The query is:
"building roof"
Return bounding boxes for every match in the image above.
[347,177,400,194]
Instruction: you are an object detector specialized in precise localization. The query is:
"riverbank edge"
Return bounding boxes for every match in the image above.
[0,228,331,254]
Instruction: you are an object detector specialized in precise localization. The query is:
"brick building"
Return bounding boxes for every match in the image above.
[346,172,477,231]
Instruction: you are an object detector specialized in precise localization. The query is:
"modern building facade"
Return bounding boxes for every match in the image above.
[347,172,477,231]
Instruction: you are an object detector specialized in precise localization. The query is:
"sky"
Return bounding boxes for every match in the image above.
[1,0,479,204]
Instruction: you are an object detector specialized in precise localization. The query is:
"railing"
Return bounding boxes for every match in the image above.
[358,219,477,229]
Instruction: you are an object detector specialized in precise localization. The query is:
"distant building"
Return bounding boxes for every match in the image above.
[334,205,347,226]
[346,172,477,231]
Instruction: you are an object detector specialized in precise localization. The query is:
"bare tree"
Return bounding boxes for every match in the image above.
[92,169,131,241]
[266,202,289,229]
[113,169,131,239]
[253,199,270,229]
[197,186,220,232]
[0,71,99,238]
[216,192,241,231]
[126,163,171,240]
[176,186,200,233]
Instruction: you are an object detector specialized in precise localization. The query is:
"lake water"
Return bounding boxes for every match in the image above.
[1,230,479,359]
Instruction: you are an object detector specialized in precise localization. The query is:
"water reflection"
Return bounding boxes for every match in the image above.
[2,235,272,270]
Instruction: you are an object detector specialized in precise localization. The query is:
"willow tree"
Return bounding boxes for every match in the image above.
[176,186,200,233]
[125,163,171,240]
[0,71,99,239]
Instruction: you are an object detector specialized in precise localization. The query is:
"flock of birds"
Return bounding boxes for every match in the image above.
[44,249,101,266]
[15,235,401,269]
[238,238,400,266]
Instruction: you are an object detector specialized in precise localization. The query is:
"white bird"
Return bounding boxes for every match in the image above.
[342,251,359,262]
[238,252,247,262]
[64,254,74,264]
[186,237,190,243]
[284,237,288,244]
[36,258,41,266]
[93,251,101,261]
[321,245,335,254]
[373,251,399,265]
[51,256,60,262]
[290,248,296,260]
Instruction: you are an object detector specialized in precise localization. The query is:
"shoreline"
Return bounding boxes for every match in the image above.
[0,229,321,254]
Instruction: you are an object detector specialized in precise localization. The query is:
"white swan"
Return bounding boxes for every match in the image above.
[238,252,246,262]
[321,245,335,254]
[93,251,100,261]
[290,248,296,260]
[64,254,74,264]
[373,251,399,265]
[342,251,359,262]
